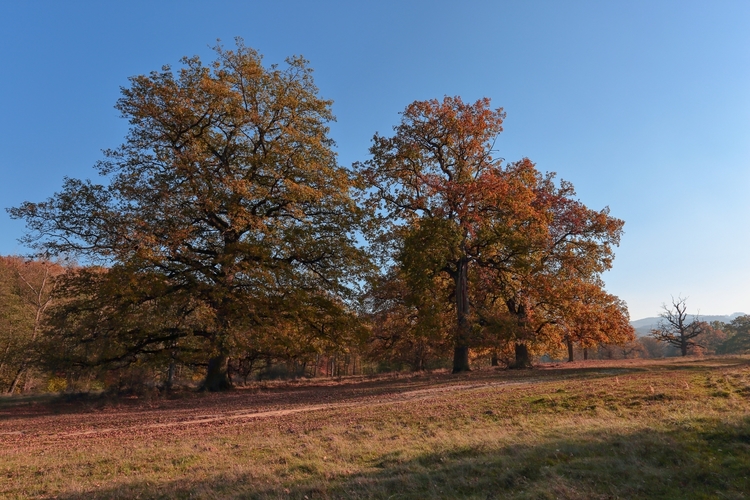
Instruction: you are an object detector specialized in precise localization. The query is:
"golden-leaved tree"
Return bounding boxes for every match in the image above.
[10,40,369,390]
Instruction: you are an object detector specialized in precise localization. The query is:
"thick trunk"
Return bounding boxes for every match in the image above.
[202,354,232,391]
[510,343,533,369]
[505,299,532,369]
[204,285,237,391]
[453,346,470,373]
[583,347,588,360]
[567,339,574,362]
[452,257,471,373]
[491,351,499,367]
[680,339,688,356]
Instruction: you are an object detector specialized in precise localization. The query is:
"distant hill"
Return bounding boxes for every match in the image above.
[631,313,747,337]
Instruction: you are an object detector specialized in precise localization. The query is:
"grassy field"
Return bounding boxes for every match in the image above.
[2,357,750,499]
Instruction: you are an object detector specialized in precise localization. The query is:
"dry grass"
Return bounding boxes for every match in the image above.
[2,356,750,499]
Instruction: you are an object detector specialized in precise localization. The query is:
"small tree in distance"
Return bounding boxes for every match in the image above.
[650,296,707,356]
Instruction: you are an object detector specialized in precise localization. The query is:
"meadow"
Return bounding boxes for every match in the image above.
[2,357,750,499]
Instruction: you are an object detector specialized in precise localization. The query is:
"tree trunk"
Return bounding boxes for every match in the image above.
[680,339,688,356]
[202,354,232,391]
[166,361,176,391]
[510,343,533,369]
[505,300,532,369]
[567,339,574,362]
[583,347,588,360]
[491,351,499,367]
[8,364,26,394]
[415,350,425,371]
[453,346,470,373]
[166,348,177,391]
[452,257,471,373]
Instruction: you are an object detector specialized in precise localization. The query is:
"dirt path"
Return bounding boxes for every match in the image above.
[59,379,532,436]
[1,375,536,442]
[6,357,742,443]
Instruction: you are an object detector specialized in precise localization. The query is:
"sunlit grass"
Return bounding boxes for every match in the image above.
[2,357,750,499]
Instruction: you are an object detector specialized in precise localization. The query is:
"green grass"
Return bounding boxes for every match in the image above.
[2,357,750,498]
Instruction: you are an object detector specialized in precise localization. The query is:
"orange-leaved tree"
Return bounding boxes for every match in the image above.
[548,280,634,362]
[477,168,627,367]
[360,97,628,371]
[360,97,539,372]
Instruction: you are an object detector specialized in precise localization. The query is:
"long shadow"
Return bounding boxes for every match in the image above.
[48,416,750,499]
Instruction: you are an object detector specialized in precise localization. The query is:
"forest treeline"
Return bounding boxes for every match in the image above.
[2,41,747,394]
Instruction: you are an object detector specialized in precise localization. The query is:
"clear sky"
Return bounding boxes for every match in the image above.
[1,1,748,321]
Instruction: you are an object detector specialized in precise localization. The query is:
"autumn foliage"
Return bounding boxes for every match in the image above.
[4,41,645,391]
[359,96,632,372]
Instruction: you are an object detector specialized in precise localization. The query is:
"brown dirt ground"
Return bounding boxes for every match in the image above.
[0,356,709,450]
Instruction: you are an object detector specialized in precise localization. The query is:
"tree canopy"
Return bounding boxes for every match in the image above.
[359,97,630,372]
[6,45,636,391]
[717,315,750,354]
[9,40,369,390]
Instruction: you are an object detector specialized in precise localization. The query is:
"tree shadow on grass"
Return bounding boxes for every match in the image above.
[52,416,750,500]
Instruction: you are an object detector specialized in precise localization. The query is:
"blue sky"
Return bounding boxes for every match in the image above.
[1,1,748,320]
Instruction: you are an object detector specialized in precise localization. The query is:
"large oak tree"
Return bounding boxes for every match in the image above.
[360,97,521,372]
[361,97,628,371]
[9,41,368,390]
